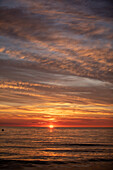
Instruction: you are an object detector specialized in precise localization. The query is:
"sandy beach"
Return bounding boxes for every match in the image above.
[0,160,113,170]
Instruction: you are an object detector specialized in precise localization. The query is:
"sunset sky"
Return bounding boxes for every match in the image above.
[0,0,113,127]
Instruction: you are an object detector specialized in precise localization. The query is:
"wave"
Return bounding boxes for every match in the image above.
[36,142,113,147]
[56,143,113,147]
[0,146,37,149]
[32,141,113,147]
[0,143,113,149]
[0,158,113,164]
[87,158,113,162]
[41,149,112,153]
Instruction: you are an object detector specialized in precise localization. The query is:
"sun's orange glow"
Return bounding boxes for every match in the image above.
[49,125,54,129]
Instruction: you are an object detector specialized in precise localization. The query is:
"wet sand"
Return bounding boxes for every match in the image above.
[0,160,113,170]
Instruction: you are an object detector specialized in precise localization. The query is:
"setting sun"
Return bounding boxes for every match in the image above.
[49,125,54,129]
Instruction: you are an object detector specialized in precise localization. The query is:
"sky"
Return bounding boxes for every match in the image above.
[0,0,113,127]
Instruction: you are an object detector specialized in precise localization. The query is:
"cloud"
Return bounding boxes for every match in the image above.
[0,0,113,83]
[0,0,113,127]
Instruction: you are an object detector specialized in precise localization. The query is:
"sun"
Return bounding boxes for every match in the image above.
[49,125,54,129]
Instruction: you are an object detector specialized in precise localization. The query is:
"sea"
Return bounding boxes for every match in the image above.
[0,127,113,164]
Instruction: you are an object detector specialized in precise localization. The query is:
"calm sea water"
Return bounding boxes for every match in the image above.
[0,127,113,163]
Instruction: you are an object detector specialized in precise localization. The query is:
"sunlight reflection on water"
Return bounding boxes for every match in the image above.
[0,127,113,162]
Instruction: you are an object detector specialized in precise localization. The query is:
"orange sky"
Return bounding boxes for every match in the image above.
[0,0,113,127]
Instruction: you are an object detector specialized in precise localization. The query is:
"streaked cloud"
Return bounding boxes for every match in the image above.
[0,0,113,127]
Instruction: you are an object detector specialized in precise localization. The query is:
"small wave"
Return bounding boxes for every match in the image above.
[33,141,113,147]
[0,158,113,165]
[0,146,37,149]
[88,158,113,162]
[60,143,113,147]
[44,143,113,147]
[41,148,112,153]
[0,143,112,149]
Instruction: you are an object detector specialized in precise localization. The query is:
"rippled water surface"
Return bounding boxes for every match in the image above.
[0,127,113,163]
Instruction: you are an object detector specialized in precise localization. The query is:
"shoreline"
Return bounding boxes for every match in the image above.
[0,159,113,170]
